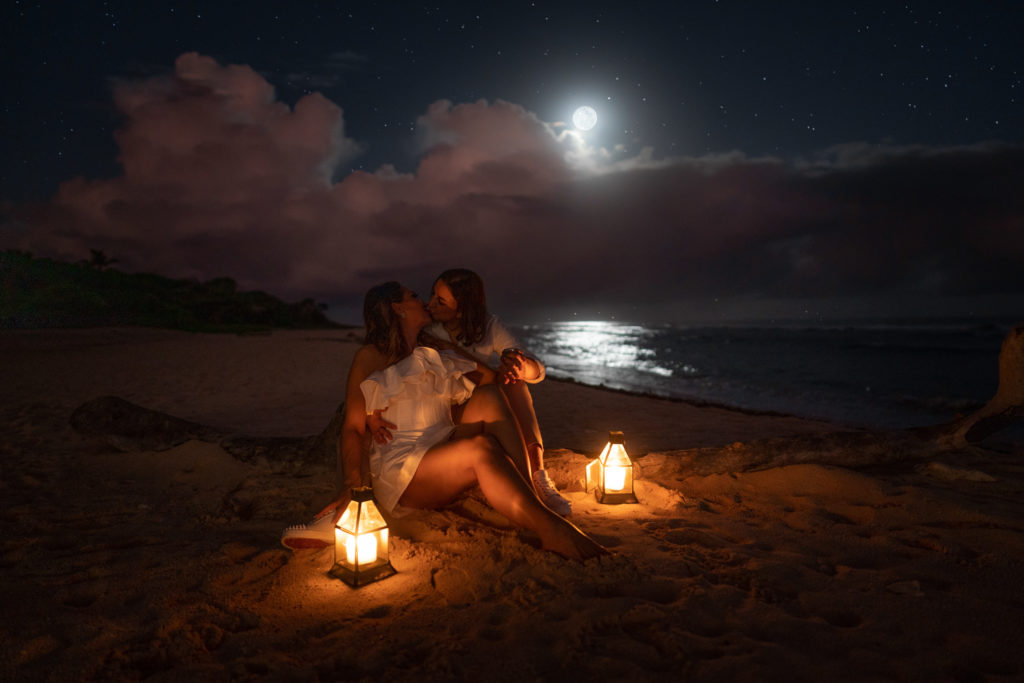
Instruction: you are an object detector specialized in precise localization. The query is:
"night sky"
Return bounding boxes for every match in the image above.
[2,1,1022,323]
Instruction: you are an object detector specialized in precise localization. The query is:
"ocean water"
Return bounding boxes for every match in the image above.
[512,319,1020,430]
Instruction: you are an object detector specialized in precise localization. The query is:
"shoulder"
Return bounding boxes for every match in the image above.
[484,315,515,342]
[484,315,505,334]
[351,345,388,379]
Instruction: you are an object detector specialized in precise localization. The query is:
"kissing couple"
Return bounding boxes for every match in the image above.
[282,269,606,561]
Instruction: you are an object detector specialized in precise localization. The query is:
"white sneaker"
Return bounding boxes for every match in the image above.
[533,469,572,516]
[281,512,336,550]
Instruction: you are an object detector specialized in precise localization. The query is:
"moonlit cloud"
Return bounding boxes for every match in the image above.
[4,53,1022,322]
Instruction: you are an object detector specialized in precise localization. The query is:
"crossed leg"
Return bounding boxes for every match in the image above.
[457,384,532,480]
[398,433,605,561]
[456,382,571,515]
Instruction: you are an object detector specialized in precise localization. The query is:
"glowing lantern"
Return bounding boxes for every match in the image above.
[328,487,396,587]
[585,431,639,504]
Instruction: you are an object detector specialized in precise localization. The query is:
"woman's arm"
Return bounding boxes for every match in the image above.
[465,364,496,386]
[337,346,381,495]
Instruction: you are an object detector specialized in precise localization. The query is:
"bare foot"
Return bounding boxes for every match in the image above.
[540,517,609,561]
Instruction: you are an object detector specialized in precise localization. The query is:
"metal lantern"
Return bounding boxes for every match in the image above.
[328,487,396,587]
[585,430,639,504]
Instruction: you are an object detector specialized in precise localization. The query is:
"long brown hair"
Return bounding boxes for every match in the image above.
[436,268,488,345]
[363,281,410,365]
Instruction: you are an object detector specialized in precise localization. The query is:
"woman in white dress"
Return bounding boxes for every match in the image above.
[282,281,605,561]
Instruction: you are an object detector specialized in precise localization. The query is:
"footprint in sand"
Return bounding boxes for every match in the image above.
[622,579,683,604]
[661,528,728,549]
[819,610,863,628]
[208,545,288,589]
[358,604,393,619]
[588,532,623,548]
[61,589,100,608]
[902,534,980,560]
[430,566,477,606]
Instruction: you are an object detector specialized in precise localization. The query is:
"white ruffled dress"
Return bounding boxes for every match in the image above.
[360,347,477,515]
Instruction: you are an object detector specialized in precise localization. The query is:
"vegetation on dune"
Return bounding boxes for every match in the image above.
[0,250,344,332]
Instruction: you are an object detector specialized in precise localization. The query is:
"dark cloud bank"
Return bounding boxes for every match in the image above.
[5,54,1022,324]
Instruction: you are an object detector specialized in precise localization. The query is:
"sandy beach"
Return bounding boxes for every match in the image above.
[2,327,1022,682]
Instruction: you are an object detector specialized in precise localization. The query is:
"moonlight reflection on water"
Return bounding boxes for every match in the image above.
[522,321,678,382]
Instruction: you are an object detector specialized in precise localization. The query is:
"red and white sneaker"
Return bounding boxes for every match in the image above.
[281,513,335,550]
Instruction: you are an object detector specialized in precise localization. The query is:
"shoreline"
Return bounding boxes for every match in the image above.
[545,372,849,425]
[0,324,982,436]
[0,326,840,448]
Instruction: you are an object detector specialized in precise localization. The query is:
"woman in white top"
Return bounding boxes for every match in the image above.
[282,281,604,561]
[424,268,570,516]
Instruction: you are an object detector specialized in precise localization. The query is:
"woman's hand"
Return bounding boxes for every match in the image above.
[366,408,396,444]
[498,348,529,383]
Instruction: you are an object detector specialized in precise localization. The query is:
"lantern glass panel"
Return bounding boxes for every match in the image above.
[337,527,388,566]
[600,442,631,470]
[337,499,388,534]
[585,458,601,491]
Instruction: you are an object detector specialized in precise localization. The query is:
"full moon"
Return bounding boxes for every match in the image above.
[572,106,597,131]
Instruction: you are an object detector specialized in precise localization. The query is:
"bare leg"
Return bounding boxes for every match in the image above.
[458,384,532,481]
[501,381,544,472]
[460,383,571,516]
[498,382,571,516]
[399,435,606,560]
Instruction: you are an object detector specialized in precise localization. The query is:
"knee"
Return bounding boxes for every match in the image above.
[468,433,506,465]
[468,432,498,453]
[461,384,512,423]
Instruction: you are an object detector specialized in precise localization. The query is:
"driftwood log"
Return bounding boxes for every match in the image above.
[943,323,1024,447]
[69,325,1022,473]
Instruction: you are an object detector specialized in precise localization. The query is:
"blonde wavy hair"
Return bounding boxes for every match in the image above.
[363,281,410,365]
